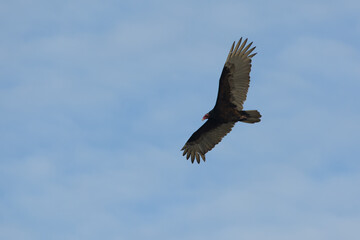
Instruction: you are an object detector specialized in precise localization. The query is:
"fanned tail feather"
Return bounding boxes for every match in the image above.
[241,110,261,123]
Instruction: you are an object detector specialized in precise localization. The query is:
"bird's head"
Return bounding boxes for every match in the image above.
[202,110,214,121]
[202,113,209,121]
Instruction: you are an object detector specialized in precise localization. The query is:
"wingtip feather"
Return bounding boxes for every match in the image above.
[226,41,235,62]
[249,52,257,58]
[191,154,195,163]
[239,38,248,52]
[230,41,235,53]
[242,41,253,54]
[233,39,241,56]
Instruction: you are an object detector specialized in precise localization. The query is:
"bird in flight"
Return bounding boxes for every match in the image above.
[181,38,261,164]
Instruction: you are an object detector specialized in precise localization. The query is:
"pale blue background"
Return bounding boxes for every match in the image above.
[1,0,359,239]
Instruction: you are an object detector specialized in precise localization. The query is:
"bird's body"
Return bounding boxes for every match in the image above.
[181,38,261,163]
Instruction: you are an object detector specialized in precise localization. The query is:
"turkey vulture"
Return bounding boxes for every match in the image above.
[181,38,261,163]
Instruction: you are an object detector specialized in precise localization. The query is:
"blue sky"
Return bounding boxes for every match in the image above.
[1,0,360,239]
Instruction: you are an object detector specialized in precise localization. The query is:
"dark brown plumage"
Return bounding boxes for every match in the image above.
[181,38,261,164]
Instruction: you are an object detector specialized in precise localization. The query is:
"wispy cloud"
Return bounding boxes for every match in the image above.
[1,0,360,239]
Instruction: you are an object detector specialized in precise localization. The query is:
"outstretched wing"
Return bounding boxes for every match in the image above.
[214,38,257,111]
[181,120,235,164]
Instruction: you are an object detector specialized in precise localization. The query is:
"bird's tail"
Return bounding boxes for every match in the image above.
[240,110,261,123]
